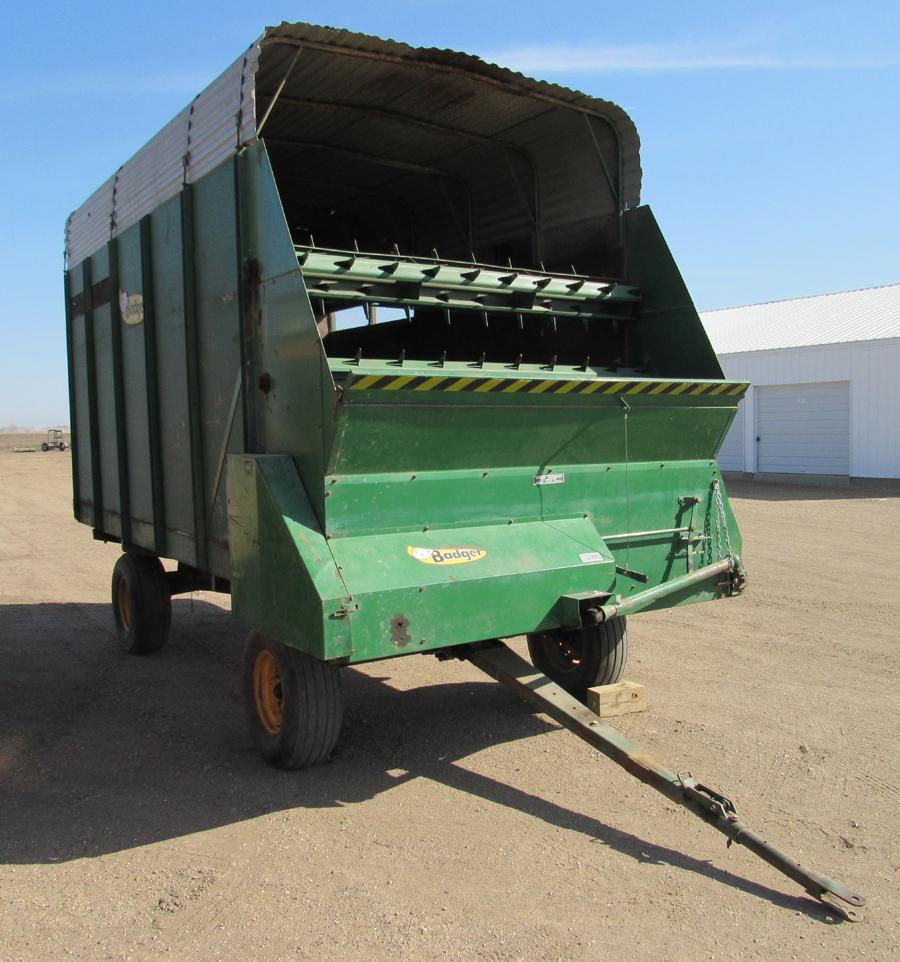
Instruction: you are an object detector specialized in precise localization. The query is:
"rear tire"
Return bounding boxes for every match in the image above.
[111,553,172,654]
[243,632,343,769]
[527,617,628,703]
[41,442,48,451]
[58,441,67,451]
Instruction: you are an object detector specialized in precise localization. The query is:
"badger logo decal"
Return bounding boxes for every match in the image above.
[407,546,487,565]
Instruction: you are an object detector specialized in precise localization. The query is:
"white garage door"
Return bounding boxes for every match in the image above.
[717,404,745,471]
[757,382,850,475]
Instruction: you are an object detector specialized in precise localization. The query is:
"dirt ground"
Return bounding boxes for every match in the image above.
[0,443,897,962]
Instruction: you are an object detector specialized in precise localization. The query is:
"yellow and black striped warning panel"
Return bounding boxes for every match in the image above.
[344,373,749,397]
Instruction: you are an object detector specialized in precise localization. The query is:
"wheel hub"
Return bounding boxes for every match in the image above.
[253,650,284,734]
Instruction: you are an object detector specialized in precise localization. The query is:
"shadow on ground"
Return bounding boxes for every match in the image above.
[0,600,840,922]
[727,479,899,502]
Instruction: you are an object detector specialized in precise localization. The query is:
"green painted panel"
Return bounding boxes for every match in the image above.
[91,299,122,536]
[192,160,244,574]
[227,454,352,659]
[623,206,724,380]
[116,221,154,548]
[328,516,616,661]
[239,144,335,526]
[70,311,94,525]
[150,197,194,548]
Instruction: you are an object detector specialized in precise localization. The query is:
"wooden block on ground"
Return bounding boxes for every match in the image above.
[586,680,647,718]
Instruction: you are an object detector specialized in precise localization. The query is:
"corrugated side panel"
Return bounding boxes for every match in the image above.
[113,107,191,242]
[66,44,259,268]
[700,283,900,353]
[66,176,116,269]
[187,46,259,183]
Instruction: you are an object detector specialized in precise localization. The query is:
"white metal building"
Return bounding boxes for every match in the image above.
[699,284,900,479]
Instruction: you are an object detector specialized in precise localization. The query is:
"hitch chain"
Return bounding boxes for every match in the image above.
[711,479,734,563]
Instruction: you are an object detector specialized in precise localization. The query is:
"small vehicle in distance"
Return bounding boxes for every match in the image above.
[41,428,68,452]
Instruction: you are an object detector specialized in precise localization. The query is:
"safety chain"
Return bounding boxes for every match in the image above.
[711,479,735,562]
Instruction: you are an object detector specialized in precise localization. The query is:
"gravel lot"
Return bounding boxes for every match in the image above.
[1,443,897,961]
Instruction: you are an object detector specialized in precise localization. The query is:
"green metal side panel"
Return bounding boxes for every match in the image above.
[193,161,245,577]
[227,454,352,659]
[149,196,195,561]
[68,270,94,526]
[238,143,336,527]
[116,221,155,551]
[328,517,618,661]
[623,206,724,380]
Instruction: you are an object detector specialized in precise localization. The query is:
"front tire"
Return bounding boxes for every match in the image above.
[243,632,343,769]
[111,553,172,654]
[527,617,628,703]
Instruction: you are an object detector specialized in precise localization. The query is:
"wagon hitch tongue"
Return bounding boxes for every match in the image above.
[463,640,866,921]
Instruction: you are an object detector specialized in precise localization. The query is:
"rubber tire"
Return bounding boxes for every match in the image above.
[58,442,67,451]
[41,442,48,451]
[111,553,172,654]
[243,632,343,770]
[526,617,628,703]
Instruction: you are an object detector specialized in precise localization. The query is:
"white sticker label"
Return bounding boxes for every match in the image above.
[579,552,605,564]
[533,472,565,486]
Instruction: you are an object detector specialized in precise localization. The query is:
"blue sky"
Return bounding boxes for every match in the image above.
[1,0,898,426]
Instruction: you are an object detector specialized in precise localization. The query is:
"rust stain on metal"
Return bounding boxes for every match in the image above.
[390,613,411,647]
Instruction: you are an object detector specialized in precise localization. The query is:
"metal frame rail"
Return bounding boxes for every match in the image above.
[463,641,866,921]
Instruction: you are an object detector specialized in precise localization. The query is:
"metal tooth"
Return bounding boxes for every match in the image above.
[548,354,557,370]
[296,250,309,265]
[534,276,552,289]
[335,256,356,270]
[461,268,481,281]
[392,243,401,255]
[431,248,440,260]
[567,279,586,292]
[378,261,399,275]
[404,306,412,323]
[398,349,406,365]
[438,350,447,367]
[499,273,517,284]
[353,239,360,252]
[514,353,523,369]
[477,352,486,368]
[421,265,441,278]
[352,348,362,365]
[581,355,591,371]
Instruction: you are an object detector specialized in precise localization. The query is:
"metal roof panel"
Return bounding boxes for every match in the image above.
[700,284,900,354]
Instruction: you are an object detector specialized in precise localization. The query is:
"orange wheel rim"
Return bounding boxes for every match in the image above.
[117,578,132,631]
[253,650,283,734]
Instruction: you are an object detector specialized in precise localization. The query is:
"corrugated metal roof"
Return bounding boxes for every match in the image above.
[66,22,641,269]
[699,283,900,354]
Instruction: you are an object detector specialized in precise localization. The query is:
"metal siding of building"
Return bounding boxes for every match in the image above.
[719,339,900,479]
[700,284,900,353]
[756,383,850,475]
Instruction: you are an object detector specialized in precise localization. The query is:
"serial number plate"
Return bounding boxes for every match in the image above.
[533,472,565,486]
[579,552,605,564]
